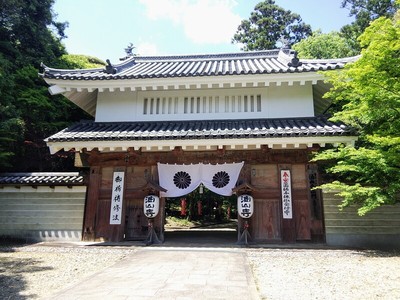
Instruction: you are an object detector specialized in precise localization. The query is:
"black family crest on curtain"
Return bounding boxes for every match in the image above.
[173,171,192,189]
[158,162,244,197]
[212,171,230,188]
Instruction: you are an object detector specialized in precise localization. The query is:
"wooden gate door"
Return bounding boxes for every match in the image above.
[125,205,148,240]
[280,164,312,242]
[95,198,111,239]
[252,199,281,241]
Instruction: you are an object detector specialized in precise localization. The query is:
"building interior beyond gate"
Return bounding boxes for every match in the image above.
[163,188,238,245]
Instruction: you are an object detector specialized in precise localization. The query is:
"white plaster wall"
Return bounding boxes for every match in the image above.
[266,84,314,118]
[0,186,86,242]
[95,84,314,122]
[95,90,139,122]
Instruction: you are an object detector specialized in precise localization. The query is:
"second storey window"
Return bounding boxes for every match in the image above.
[143,92,262,116]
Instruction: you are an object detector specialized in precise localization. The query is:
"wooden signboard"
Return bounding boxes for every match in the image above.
[109,172,125,225]
[281,170,293,219]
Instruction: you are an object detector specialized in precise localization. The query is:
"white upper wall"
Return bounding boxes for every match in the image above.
[95,83,314,122]
[267,83,313,118]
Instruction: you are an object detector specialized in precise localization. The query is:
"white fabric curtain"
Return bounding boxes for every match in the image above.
[201,162,244,196]
[158,163,202,198]
[158,162,244,198]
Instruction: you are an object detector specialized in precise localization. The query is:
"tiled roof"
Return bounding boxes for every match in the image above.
[0,172,85,186]
[46,117,354,143]
[41,49,357,81]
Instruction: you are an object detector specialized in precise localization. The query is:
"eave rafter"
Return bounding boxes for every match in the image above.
[45,72,325,95]
[47,136,357,155]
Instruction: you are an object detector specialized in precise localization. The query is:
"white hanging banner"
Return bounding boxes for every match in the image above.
[158,163,202,198]
[158,162,244,197]
[281,170,293,219]
[109,171,125,225]
[201,162,244,196]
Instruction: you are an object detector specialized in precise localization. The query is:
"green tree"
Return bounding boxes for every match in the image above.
[232,0,312,51]
[0,52,16,164]
[55,54,105,69]
[342,0,397,20]
[312,9,400,215]
[292,30,359,59]
[0,0,68,171]
[0,0,67,66]
[0,1,103,171]
[340,0,397,53]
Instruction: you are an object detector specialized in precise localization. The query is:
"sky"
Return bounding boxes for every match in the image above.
[53,0,354,63]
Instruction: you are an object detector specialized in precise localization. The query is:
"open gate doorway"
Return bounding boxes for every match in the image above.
[163,185,238,245]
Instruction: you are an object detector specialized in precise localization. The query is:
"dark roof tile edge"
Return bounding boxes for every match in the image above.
[45,116,357,142]
[0,172,86,186]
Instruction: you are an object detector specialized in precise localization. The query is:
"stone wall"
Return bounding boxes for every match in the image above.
[323,191,400,250]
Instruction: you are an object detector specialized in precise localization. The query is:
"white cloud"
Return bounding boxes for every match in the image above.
[138,0,241,44]
[136,42,159,56]
[139,0,183,23]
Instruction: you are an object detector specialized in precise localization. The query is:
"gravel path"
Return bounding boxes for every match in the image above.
[0,243,399,299]
[247,248,400,300]
[0,243,136,299]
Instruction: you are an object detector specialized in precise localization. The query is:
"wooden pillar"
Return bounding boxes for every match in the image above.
[281,219,296,242]
[158,196,165,242]
[82,166,101,241]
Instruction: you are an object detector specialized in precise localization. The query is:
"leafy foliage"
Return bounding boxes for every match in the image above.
[312,10,400,215]
[232,0,312,50]
[0,0,67,65]
[341,0,397,20]
[292,1,398,59]
[55,54,105,69]
[340,0,398,53]
[292,31,359,59]
[0,1,99,172]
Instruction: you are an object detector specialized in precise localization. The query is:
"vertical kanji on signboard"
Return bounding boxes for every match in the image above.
[281,170,293,219]
[109,172,125,225]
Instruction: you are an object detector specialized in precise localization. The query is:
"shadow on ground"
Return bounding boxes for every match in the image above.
[162,229,238,247]
[0,241,53,299]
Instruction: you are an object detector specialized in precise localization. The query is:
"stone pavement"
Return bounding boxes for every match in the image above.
[48,246,260,300]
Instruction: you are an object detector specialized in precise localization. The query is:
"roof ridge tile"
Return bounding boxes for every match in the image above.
[41,49,358,81]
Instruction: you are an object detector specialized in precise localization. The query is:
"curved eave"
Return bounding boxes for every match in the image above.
[43,71,328,92]
[46,135,357,154]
